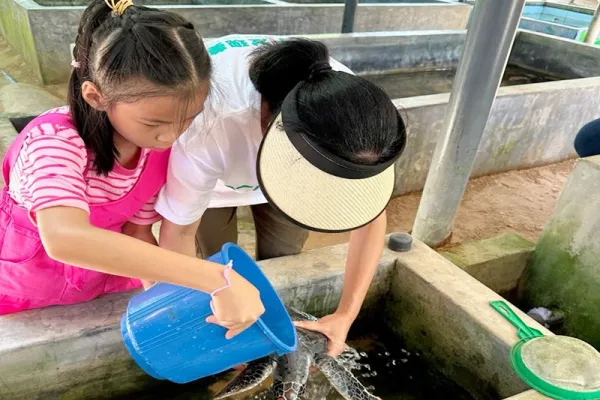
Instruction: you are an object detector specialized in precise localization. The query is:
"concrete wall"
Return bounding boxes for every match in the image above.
[518,17,583,41]
[526,1,595,15]
[520,156,600,349]
[510,30,600,79]
[385,239,551,400]
[0,235,548,399]
[393,76,600,195]
[320,30,466,74]
[26,7,81,85]
[320,29,600,79]
[314,29,600,78]
[439,233,534,295]
[1,0,471,84]
[0,0,41,81]
[295,31,600,197]
[224,30,466,75]
[2,29,600,198]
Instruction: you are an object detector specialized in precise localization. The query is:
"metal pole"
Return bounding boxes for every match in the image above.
[412,0,526,247]
[341,0,358,33]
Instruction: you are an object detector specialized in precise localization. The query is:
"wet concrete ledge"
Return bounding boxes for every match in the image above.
[0,235,550,399]
[385,239,551,400]
[0,240,396,400]
[506,390,551,400]
[439,233,534,295]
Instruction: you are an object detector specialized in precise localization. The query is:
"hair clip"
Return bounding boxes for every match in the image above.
[104,0,134,16]
[71,59,81,69]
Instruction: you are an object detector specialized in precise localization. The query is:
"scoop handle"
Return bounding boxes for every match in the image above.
[490,300,543,340]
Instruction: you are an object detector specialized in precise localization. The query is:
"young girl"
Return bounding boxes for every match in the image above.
[0,1,264,339]
[157,35,407,356]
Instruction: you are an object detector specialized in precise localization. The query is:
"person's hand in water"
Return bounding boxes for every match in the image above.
[293,312,354,357]
[206,264,265,339]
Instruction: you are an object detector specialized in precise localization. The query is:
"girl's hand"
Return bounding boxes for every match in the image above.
[294,312,355,357]
[206,269,265,339]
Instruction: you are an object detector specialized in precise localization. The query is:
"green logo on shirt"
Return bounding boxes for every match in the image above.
[207,37,285,56]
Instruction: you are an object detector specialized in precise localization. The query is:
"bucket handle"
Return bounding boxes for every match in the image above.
[490,300,543,341]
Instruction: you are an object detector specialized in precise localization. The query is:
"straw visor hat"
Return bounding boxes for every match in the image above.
[257,83,405,233]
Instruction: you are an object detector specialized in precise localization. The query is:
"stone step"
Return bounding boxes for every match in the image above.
[0,83,65,119]
[0,71,15,90]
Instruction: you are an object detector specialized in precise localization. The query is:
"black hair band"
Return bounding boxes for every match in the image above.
[279,85,404,180]
[308,61,333,80]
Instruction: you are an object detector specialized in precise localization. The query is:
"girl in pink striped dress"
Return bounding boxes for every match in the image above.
[0,0,264,339]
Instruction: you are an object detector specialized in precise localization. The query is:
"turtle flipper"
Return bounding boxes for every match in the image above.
[213,357,276,399]
[314,354,381,400]
[337,344,361,369]
[272,351,311,400]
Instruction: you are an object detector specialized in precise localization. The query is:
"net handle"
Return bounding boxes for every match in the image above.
[490,300,544,340]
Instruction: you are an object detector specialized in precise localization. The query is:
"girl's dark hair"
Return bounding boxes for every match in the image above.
[68,0,211,174]
[249,38,406,166]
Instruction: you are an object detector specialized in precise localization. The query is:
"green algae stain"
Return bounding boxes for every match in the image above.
[496,139,518,158]
[522,220,600,349]
[439,233,534,268]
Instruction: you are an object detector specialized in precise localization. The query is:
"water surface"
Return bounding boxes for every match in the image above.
[115,331,474,400]
[362,65,559,99]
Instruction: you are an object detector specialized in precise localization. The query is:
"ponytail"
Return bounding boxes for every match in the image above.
[249,38,330,115]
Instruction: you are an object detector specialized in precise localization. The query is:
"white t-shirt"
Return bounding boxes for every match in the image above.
[155,35,354,226]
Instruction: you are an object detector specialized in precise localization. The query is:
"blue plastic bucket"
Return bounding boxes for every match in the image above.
[120,243,297,384]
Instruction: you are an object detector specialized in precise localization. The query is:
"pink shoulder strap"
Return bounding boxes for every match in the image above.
[2,111,78,185]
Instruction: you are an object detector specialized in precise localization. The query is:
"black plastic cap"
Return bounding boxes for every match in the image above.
[388,233,413,252]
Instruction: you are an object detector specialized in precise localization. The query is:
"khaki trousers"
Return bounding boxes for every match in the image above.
[195,203,309,261]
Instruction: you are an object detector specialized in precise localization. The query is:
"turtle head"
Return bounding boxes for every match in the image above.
[286,307,318,322]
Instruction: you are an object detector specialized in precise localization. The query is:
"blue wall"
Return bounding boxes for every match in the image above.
[522,4,592,28]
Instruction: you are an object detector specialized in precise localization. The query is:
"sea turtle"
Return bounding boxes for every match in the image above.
[214,308,381,400]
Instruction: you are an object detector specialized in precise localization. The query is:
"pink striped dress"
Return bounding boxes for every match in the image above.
[7,107,161,225]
